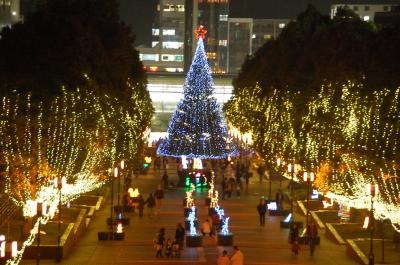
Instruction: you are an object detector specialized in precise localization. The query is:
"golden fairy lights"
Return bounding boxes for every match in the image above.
[1,80,153,265]
[224,81,400,231]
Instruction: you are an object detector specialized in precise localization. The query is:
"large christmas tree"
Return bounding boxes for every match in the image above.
[157,26,237,159]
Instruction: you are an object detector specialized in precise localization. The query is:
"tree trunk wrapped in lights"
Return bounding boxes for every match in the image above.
[157,26,237,159]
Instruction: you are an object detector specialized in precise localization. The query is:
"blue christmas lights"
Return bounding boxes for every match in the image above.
[157,37,238,159]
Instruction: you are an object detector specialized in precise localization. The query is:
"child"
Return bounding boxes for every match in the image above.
[165,238,173,258]
[292,240,300,255]
[172,241,180,257]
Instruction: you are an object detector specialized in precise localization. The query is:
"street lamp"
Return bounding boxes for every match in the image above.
[288,163,294,221]
[118,160,125,209]
[110,167,118,234]
[277,157,282,188]
[303,172,315,228]
[54,176,66,262]
[367,183,379,265]
[36,201,46,265]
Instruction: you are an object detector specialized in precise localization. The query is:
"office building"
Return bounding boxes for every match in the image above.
[227,18,290,74]
[0,0,22,30]
[331,3,397,21]
[139,0,229,73]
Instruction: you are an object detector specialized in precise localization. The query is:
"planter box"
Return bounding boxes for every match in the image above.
[217,233,234,246]
[185,235,203,247]
[185,220,198,231]
[184,207,196,218]
[113,232,125,240]
[280,221,303,229]
[269,209,290,216]
[107,217,130,226]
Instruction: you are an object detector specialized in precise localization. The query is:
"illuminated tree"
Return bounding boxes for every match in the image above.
[225,6,400,230]
[157,27,237,159]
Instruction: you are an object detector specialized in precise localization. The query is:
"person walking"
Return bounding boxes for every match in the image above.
[137,194,145,218]
[257,163,265,183]
[257,199,267,226]
[155,227,165,258]
[289,223,300,254]
[275,189,283,210]
[154,185,164,215]
[217,250,229,265]
[201,219,212,236]
[221,177,226,200]
[307,224,318,256]
[146,193,156,218]
[230,245,244,265]
[174,223,185,250]
[162,171,169,189]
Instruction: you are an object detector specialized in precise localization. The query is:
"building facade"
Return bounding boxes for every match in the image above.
[0,0,22,30]
[139,0,229,73]
[227,18,290,74]
[331,3,397,21]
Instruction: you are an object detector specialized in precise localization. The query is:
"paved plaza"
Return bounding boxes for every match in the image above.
[21,162,359,265]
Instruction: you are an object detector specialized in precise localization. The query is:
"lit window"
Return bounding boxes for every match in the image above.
[219,15,228,21]
[175,55,184,62]
[177,5,185,12]
[278,23,286,29]
[219,40,227,46]
[152,41,159,48]
[162,41,183,49]
[206,52,217,60]
[363,15,370,21]
[12,11,17,16]
[163,29,175,36]
[152,29,159,36]
[165,68,177,72]
[252,34,256,39]
[141,54,159,62]
[161,54,179,61]
[264,34,271,39]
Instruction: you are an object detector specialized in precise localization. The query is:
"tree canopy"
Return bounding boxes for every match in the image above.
[0,0,145,102]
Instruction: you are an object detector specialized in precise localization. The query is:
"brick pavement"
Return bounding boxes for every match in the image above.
[20,160,359,265]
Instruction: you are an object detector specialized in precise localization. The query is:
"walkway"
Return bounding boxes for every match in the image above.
[21,160,358,265]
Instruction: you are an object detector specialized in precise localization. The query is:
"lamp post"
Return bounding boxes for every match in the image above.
[54,176,65,262]
[276,157,282,188]
[303,172,314,228]
[118,160,124,209]
[288,163,294,221]
[36,201,44,265]
[110,167,118,235]
[367,183,378,265]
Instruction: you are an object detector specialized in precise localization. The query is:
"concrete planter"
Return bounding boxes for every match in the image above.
[217,233,234,246]
[185,235,203,247]
[113,232,125,240]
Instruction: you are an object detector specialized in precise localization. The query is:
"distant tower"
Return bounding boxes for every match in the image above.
[184,0,229,73]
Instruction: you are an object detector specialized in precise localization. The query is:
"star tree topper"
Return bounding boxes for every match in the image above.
[195,25,207,40]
